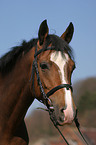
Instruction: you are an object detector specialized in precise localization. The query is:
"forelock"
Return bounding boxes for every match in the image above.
[46,34,74,61]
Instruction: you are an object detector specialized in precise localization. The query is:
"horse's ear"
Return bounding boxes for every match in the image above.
[38,20,49,46]
[61,22,74,43]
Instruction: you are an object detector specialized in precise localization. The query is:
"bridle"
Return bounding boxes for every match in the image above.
[30,46,73,105]
[30,45,89,145]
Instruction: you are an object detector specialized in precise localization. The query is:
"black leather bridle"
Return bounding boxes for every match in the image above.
[30,45,89,145]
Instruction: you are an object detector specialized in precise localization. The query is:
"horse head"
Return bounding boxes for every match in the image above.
[31,20,76,126]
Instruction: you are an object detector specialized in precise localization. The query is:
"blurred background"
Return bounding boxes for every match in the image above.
[0,0,96,144]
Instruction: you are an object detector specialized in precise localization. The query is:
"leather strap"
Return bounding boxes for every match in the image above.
[46,84,73,98]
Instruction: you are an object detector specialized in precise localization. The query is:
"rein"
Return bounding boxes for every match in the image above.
[30,45,89,145]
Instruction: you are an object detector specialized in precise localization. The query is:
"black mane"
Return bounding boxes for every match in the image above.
[0,34,74,76]
[0,39,38,75]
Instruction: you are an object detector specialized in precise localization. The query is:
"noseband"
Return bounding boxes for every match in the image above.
[30,45,89,145]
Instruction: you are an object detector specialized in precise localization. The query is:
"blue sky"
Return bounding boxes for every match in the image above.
[0,0,96,115]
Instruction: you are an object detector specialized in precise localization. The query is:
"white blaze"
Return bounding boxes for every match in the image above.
[50,51,74,122]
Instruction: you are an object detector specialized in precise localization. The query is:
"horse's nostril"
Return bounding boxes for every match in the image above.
[60,106,67,113]
[61,108,64,113]
[59,108,65,123]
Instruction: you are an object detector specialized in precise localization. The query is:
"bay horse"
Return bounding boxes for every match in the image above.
[0,20,76,145]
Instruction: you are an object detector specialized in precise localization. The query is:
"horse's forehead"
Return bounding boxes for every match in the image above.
[50,51,69,68]
[50,51,69,86]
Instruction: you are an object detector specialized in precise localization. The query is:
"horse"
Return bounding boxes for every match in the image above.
[0,20,76,145]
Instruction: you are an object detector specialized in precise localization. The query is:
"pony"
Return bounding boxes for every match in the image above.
[0,20,76,145]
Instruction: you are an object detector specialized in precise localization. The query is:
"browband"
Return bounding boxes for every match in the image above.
[34,46,55,57]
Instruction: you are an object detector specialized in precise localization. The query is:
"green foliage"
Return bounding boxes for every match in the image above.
[78,91,96,113]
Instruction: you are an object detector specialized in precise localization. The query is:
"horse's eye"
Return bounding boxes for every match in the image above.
[40,62,49,70]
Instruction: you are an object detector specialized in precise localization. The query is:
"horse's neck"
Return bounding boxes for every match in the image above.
[0,48,35,133]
